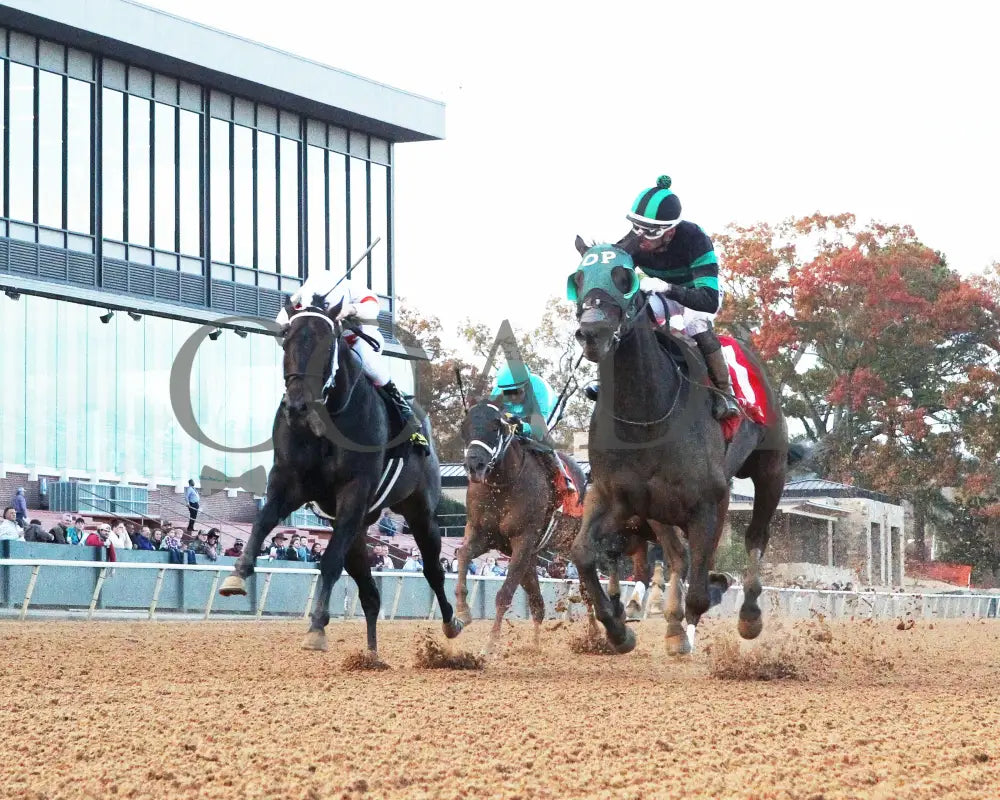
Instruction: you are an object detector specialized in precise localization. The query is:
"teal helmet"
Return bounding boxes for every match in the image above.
[494,362,533,391]
[627,175,682,229]
[566,243,639,307]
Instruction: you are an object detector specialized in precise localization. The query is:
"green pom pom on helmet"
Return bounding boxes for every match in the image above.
[628,174,682,228]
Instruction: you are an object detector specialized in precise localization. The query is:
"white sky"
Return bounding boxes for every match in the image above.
[151,0,1000,336]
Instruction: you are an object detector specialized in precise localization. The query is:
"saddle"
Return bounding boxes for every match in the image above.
[516,437,584,519]
[375,386,420,463]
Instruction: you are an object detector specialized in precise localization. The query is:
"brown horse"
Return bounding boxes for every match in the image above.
[447,400,587,656]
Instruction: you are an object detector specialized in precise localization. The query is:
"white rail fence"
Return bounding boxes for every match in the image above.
[1,558,998,622]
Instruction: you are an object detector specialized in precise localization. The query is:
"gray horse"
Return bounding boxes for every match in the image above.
[569,240,800,655]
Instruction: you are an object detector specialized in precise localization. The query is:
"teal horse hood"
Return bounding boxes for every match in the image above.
[566,244,640,310]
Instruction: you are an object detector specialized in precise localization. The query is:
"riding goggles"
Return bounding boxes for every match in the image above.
[630,221,679,239]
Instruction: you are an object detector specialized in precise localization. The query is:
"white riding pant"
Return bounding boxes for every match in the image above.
[345,324,391,387]
[649,292,721,336]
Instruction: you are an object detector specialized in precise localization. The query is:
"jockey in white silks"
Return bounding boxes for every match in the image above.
[276,272,428,448]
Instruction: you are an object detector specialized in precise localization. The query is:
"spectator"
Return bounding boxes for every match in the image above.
[124,522,138,547]
[374,545,394,570]
[377,508,397,538]
[450,556,476,575]
[203,529,220,561]
[134,526,155,551]
[295,536,310,561]
[224,539,244,558]
[367,544,381,571]
[185,479,200,532]
[108,522,133,550]
[548,557,567,580]
[308,542,324,562]
[49,513,76,545]
[150,528,164,549]
[83,524,108,547]
[284,536,301,562]
[402,547,422,572]
[565,561,579,580]
[536,564,551,578]
[162,527,191,564]
[440,557,452,573]
[0,507,23,540]
[67,517,85,546]
[24,518,54,543]
[12,489,28,529]
[268,533,292,560]
[480,556,502,577]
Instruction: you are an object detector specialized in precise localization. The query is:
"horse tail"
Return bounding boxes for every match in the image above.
[787,441,810,467]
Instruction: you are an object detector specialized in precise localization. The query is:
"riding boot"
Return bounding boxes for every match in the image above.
[382,381,430,449]
[584,381,599,401]
[692,331,741,421]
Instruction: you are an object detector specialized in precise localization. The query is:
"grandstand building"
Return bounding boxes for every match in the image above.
[0,0,442,509]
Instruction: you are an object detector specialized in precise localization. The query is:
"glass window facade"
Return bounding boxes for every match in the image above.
[0,26,404,482]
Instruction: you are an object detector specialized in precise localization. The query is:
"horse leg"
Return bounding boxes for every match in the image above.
[220,472,303,596]
[304,492,368,651]
[648,521,690,655]
[625,538,650,620]
[739,449,785,640]
[518,564,547,649]
[608,565,625,622]
[682,503,721,651]
[398,503,459,637]
[451,523,488,632]
[570,503,635,654]
[484,534,535,658]
[342,533,380,654]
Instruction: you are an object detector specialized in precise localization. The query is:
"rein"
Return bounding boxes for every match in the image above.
[592,293,685,427]
[282,309,364,417]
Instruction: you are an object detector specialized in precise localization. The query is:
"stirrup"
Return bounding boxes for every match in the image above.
[409,430,429,448]
[713,393,740,421]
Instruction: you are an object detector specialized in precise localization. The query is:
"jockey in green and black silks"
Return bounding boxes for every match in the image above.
[490,364,578,493]
[583,175,740,420]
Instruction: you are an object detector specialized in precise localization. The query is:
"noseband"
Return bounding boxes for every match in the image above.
[464,404,517,475]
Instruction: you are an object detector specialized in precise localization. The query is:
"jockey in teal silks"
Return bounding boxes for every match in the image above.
[490,364,578,494]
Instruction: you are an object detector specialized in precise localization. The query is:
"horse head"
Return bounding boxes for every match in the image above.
[569,236,642,363]
[460,399,517,483]
[280,293,345,422]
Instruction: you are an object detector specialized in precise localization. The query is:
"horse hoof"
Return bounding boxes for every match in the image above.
[442,618,464,639]
[612,628,637,655]
[455,608,473,626]
[738,617,763,640]
[218,575,247,597]
[665,634,692,656]
[301,630,328,651]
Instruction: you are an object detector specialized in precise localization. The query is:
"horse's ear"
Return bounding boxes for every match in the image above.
[574,235,589,256]
[283,295,296,315]
[328,298,343,320]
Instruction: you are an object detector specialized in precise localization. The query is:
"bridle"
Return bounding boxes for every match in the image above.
[464,403,519,476]
[282,308,370,416]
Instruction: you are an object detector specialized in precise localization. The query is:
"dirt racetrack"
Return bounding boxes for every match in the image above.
[3,615,1000,800]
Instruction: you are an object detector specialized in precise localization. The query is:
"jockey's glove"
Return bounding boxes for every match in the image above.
[640,276,673,294]
[336,303,360,321]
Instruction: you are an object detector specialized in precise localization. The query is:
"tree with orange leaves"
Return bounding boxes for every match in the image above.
[714,214,1000,561]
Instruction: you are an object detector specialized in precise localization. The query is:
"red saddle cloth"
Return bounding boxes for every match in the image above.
[717,335,770,442]
[555,453,585,518]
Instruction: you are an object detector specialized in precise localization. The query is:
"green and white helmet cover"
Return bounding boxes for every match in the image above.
[566,244,640,308]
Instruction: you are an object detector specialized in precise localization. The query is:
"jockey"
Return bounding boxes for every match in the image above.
[584,175,739,420]
[490,364,577,494]
[276,273,429,449]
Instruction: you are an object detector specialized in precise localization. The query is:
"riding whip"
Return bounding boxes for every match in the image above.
[322,236,383,300]
[454,367,469,411]
[546,351,585,429]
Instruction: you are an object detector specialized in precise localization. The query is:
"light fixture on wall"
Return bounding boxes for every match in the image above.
[3,289,20,301]
[208,328,222,341]
[99,310,114,324]
[234,328,248,339]
[127,311,142,321]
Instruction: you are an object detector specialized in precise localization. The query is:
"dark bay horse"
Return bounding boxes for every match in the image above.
[449,400,588,655]
[218,297,459,653]
[569,240,798,655]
